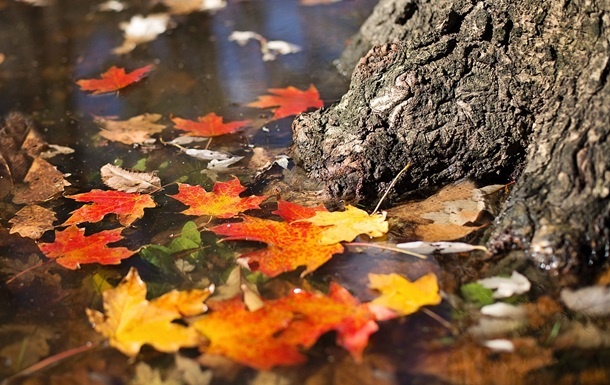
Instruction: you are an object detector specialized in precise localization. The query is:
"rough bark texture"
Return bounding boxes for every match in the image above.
[291,0,610,274]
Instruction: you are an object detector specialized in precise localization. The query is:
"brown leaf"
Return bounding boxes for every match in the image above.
[12,157,71,204]
[100,163,161,193]
[95,113,166,145]
[9,204,57,239]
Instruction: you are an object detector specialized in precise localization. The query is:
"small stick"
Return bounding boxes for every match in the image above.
[346,242,427,259]
[373,162,411,214]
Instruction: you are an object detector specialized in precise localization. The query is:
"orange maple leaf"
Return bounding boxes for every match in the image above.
[169,177,267,218]
[209,215,344,277]
[64,189,156,226]
[38,225,136,269]
[76,65,153,95]
[247,84,323,120]
[171,112,251,137]
[272,198,327,222]
[87,267,212,357]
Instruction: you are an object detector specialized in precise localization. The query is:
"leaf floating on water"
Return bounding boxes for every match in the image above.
[9,204,57,239]
[95,113,166,145]
[477,271,531,299]
[162,0,227,14]
[560,285,610,317]
[76,65,153,94]
[247,85,324,120]
[368,273,441,316]
[113,14,172,54]
[64,189,156,226]
[171,112,250,137]
[100,163,161,193]
[229,31,302,61]
[207,156,244,170]
[12,157,71,204]
[39,144,75,159]
[183,148,232,161]
[396,241,488,254]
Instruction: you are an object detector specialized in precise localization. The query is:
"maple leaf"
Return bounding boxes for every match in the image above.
[368,273,442,316]
[247,85,323,120]
[86,267,212,357]
[299,205,388,244]
[38,225,136,269]
[63,189,156,226]
[76,65,153,95]
[210,215,344,277]
[193,297,305,370]
[169,177,267,218]
[95,113,166,145]
[171,112,251,137]
[272,198,327,222]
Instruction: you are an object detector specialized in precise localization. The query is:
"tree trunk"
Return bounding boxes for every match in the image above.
[291,0,610,275]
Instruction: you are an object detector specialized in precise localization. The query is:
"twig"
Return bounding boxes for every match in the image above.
[346,242,427,259]
[373,162,411,214]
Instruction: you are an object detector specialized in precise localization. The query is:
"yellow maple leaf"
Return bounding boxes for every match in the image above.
[368,272,441,316]
[86,267,212,357]
[300,205,388,244]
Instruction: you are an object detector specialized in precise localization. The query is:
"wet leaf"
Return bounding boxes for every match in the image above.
[76,65,153,95]
[273,198,327,222]
[171,113,250,137]
[9,204,56,239]
[162,0,227,14]
[64,189,156,226]
[209,215,344,277]
[169,177,267,218]
[560,285,610,317]
[396,241,487,254]
[38,225,136,269]
[460,282,495,307]
[12,157,71,204]
[300,205,388,244]
[100,163,161,193]
[114,14,172,54]
[229,31,302,61]
[368,273,442,316]
[86,267,212,357]
[96,113,166,145]
[477,271,531,299]
[247,85,323,120]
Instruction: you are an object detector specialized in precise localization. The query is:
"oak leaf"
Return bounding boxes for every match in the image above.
[169,177,267,218]
[64,189,156,226]
[209,215,344,277]
[247,85,323,120]
[86,267,212,357]
[76,65,153,95]
[100,163,161,193]
[171,113,250,137]
[300,205,388,244]
[95,113,166,145]
[38,225,136,269]
[368,273,442,316]
[9,204,56,239]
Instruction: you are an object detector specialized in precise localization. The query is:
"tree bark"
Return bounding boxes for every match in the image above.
[291,0,610,275]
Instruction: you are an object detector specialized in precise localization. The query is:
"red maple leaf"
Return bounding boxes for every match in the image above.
[247,84,323,120]
[76,65,153,95]
[63,189,156,226]
[209,215,344,277]
[171,112,251,137]
[38,225,136,269]
[272,198,327,222]
[169,177,267,218]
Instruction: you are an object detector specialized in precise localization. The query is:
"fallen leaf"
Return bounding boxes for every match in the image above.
[181,148,232,161]
[97,0,127,12]
[560,285,610,317]
[171,113,250,137]
[162,0,226,14]
[169,177,267,218]
[9,204,57,239]
[64,189,156,226]
[38,225,136,269]
[273,198,327,222]
[368,273,442,316]
[96,113,166,145]
[76,65,153,95]
[300,205,388,244]
[207,156,244,170]
[396,241,487,254]
[209,215,344,277]
[477,271,531,298]
[114,14,172,54]
[229,31,302,61]
[39,144,75,159]
[100,163,161,193]
[247,85,323,120]
[86,267,212,356]
[12,157,71,204]
[388,181,506,241]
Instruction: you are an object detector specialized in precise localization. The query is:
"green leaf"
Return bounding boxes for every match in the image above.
[460,282,494,307]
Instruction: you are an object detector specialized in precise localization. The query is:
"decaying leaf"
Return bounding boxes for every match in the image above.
[247,85,324,120]
[12,157,71,204]
[114,14,173,54]
[162,0,226,14]
[77,65,153,94]
[86,267,212,356]
[100,163,161,193]
[477,271,531,298]
[169,177,267,218]
[9,204,57,239]
[95,113,166,145]
[64,189,156,226]
[207,156,244,170]
[171,113,250,137]
[396,241,487,254]
[300,205,388,244]
[229,31,302,61]
[39,144,75,159]
[368,272,441,316]
[560,285,610,317]
[181,148,232,161]
[388,181,506,241]
[38,225,136,269]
